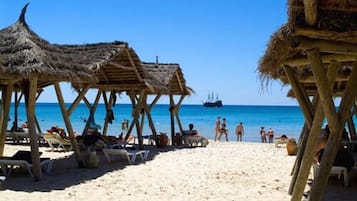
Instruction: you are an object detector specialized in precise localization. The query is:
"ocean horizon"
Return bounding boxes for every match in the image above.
[7,103,311,143]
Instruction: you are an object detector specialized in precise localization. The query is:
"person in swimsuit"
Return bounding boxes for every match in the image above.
[235,122,244,141]
[260,127,267,143]
[220,118,229,141]
[267,128,274,143]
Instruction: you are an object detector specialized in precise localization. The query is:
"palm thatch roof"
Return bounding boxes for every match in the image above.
[79,44,155,92]
[258,0,357,97]
[0,4,99,89]
[142,62,193,95]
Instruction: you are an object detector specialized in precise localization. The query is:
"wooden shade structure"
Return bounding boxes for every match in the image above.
[70,43,162,149]
[258,0,356,200]
[141,61,193,146]
[0,4,154,180]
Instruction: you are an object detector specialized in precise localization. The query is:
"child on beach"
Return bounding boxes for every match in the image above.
[235,122,244,141]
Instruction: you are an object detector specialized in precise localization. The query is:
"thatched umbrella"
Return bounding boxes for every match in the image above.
[142,61,193,145]
[257,0,357,200]
[0,3,109,180]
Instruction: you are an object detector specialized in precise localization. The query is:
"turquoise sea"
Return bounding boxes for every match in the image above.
[8,103,309,143]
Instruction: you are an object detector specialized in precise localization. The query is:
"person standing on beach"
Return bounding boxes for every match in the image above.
[235,122,244,141]
[220,118,229,141]
[268,128,274,143]
[215,116,221,141]
[260,127,267,143]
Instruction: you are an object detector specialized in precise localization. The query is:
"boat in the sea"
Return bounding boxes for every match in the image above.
[203,92,222,107]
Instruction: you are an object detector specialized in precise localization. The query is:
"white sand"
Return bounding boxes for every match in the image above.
[2,141,297,200]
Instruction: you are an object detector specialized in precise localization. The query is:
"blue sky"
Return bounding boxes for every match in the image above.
[0,0,298,105]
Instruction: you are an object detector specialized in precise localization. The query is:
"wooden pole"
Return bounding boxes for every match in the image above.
[283,66,313,127]
[24,78,42,181]
[291,57,338,201]
[169,95,175,146]
[54,82,83,167]
[173,95,185,133]
[309,58,357,201]
[0,82,13,156]
[135,91,146,149]
[82,89,101,136]
[145,94,161,140]
[102,91,110,136]
[68,85,90,116]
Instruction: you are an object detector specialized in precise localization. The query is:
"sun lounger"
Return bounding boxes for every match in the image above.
[102,148,150,164]
[312,164,349,187]
[182,135,208,147]
[0,151,53,177]
[6,131,43,144]
[0,158,53,177]
[43,133,73,152]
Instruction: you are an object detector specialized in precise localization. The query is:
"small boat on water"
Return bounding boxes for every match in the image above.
[203,92,222,107]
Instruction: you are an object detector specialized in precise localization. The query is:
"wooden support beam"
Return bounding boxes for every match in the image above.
[303,0,317,26]
[82,89,102,136]
[309,58,357,201]
[283,66,313,127]
[68,85,90,116]
[54,82,83,167]
[308,49,339,128]
[0,82,13,156]
[294,28,357,44]
[145,94,161,140]
[24,77,42,181]
[169,95,175,146]
[291,59,338,201]
[125,48,143,83]
[295,37,357,56]
[102,91,111,136]
[173,95,186,133]
[283,53,355,67]
[175,71,184,92]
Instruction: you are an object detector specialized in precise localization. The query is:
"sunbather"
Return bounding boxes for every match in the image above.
[315,135,355,172]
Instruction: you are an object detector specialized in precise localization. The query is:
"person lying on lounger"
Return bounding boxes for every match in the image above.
[315,135,355,172]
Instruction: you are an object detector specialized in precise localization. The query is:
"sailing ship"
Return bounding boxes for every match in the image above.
[203,92,222,107]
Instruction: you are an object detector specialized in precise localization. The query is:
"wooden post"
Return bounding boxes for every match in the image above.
[169,95,175,146]
[136,91,146,148]
[54,82,83,167]
[24,78,42,181]
[283,66,313,128]
[309,59,357,201]
[144,94,161,140]
[173,95,186,133]
[102,90,114,136]
[291,56,338,201]
[82,89,101,136]
[0,82,13,156]
[68,85,90,116]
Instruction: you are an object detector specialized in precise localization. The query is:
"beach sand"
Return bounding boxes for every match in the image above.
[1,141,356,201]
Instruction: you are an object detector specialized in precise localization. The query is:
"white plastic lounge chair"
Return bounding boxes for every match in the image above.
[43,133,73,152]
[102,148,150,164]
[313,164,349,187]
[0,158,53,177]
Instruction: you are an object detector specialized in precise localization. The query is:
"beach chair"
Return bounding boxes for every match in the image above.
[0,151,53,177]
[312,164,349,187]
[43,133,73,152]
[102,148,150,164]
